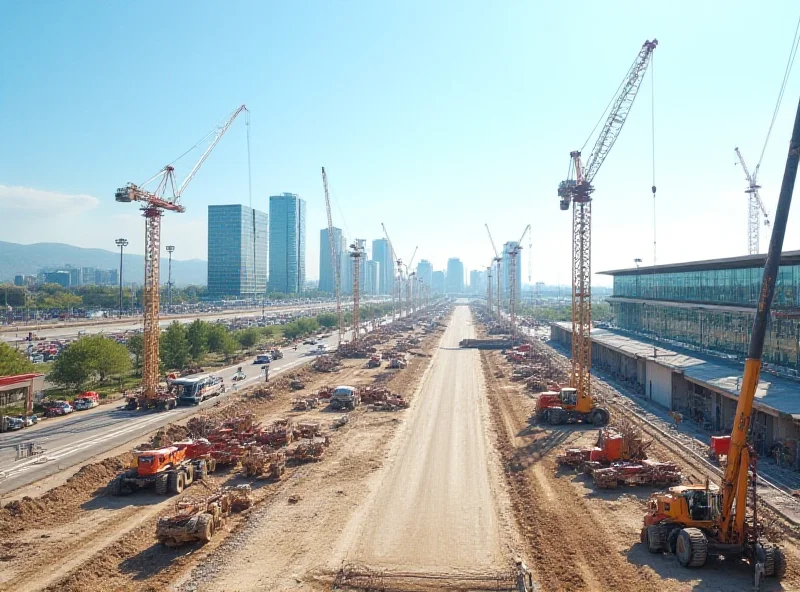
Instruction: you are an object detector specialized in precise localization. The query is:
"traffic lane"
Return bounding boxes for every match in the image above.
[0,299,385,343]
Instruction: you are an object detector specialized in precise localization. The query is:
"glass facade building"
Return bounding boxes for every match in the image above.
[207,205,267,298]
[446,258,465,294]
[319,227,345,294]
[268,193,306,294]
[602,251,800,374]
[371,239,394,295]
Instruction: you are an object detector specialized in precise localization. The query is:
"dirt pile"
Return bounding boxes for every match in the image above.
[0,456,130,536]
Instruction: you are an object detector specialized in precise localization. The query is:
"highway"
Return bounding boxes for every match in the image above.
[0,333,340,495]
[0,301,352,343]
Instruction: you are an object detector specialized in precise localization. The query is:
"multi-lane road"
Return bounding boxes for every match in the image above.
[0,334,340,495]
[0,301,354,343]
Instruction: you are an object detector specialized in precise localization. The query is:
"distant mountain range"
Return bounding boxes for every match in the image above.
[0,241,207,286]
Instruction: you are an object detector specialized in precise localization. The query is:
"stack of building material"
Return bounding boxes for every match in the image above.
[312,355,342,372]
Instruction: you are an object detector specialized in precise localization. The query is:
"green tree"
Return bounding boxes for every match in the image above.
[297,318,319,335]
[0,343,35,375]
[0,284,27,307]
[126,334,144,375]
[40,292,83,310]
[235,328,259,349]
[160,321,190,370]
[316,313,338,328]
[281,321,302,340]
[187,319,208,361]
[48,335,131,389]
[206,324,229,353]
[220,333,238,361]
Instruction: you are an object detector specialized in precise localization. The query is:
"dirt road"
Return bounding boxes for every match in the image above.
[338,305,513,576]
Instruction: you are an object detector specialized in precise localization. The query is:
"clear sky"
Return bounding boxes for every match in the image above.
[2,1,800,287]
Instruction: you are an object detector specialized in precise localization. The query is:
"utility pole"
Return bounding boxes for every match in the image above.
[166,245,175,314]
[115,238,128,319]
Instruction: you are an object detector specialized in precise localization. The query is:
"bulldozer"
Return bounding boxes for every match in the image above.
[641,119,798,587]
[108,440,216,496]
[535,387,609,426]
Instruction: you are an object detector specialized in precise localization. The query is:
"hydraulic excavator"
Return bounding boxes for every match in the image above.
[641,96,800,587]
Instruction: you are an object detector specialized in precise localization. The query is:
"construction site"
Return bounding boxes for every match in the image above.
[7,5,800,591]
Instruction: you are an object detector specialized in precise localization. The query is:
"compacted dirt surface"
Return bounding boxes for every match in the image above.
[337,305,517,578]
[480,318,800,592]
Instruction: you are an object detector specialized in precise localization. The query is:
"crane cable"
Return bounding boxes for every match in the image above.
[757,13,800,175]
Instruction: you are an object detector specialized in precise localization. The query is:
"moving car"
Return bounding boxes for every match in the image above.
[254,354,271,364]
[303,339,317,345]
[231,368,246,382]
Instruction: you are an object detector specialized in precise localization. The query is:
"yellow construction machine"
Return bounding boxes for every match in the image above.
[641,97,800,587]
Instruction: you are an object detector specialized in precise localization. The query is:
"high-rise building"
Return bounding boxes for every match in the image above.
[365,260,380,295]
[319,227,346,294]
[469,269,487,294]
[446,258,465,294]
[416,259,433,292]
[371,239,394,295]
[268,193,306,294]
[207,204,268,297]
[43,271,71,287]
[431,270,446,294]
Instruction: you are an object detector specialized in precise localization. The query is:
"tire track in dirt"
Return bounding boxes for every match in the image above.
[481,349,663,592]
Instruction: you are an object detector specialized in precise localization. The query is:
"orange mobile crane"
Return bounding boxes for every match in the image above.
[116,106,248,410]
[641,97,800,588]
[556,40,656,421]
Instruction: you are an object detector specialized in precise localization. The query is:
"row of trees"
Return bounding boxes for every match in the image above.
[31,301,398,391]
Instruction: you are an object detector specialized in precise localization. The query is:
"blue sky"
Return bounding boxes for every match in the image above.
[2,1,800,286]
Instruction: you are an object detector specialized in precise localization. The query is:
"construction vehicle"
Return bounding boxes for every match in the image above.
[640,97,800,585]
[558,424,680,489]
[241,448,286,479]
[108,440,216,496]
[156,485,252,547]
[270,349,284,360]
[330,385,361,411]
[389,357,407,369]
[535,388,609,426]
[367,355,381,368]
[116,106,248,411]
[557,40,657,427]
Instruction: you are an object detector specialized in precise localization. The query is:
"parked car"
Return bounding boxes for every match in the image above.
[303,339,317,345]
[73,397,99,411]
[18,415,39,426]
[3,417,24,431]
[43,401,73,417]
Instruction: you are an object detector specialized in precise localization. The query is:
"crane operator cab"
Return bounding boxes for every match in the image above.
[560,387,578,406]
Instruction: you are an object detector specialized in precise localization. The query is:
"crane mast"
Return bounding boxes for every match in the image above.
[321,167,344,344]
[381,223,400,320]
[735,147,772,254]
[406,246,418,316]
[558,40,656,405]
[349,239,365,343]
[116,105,247,403]
[508,224,531,342]
[485,224,502,321]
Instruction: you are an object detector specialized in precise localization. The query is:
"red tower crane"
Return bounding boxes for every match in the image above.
[558,40,656,407]
[116,105,248,408]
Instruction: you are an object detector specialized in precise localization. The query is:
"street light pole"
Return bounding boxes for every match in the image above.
[166,245,175,314]
[115,238,128,319]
